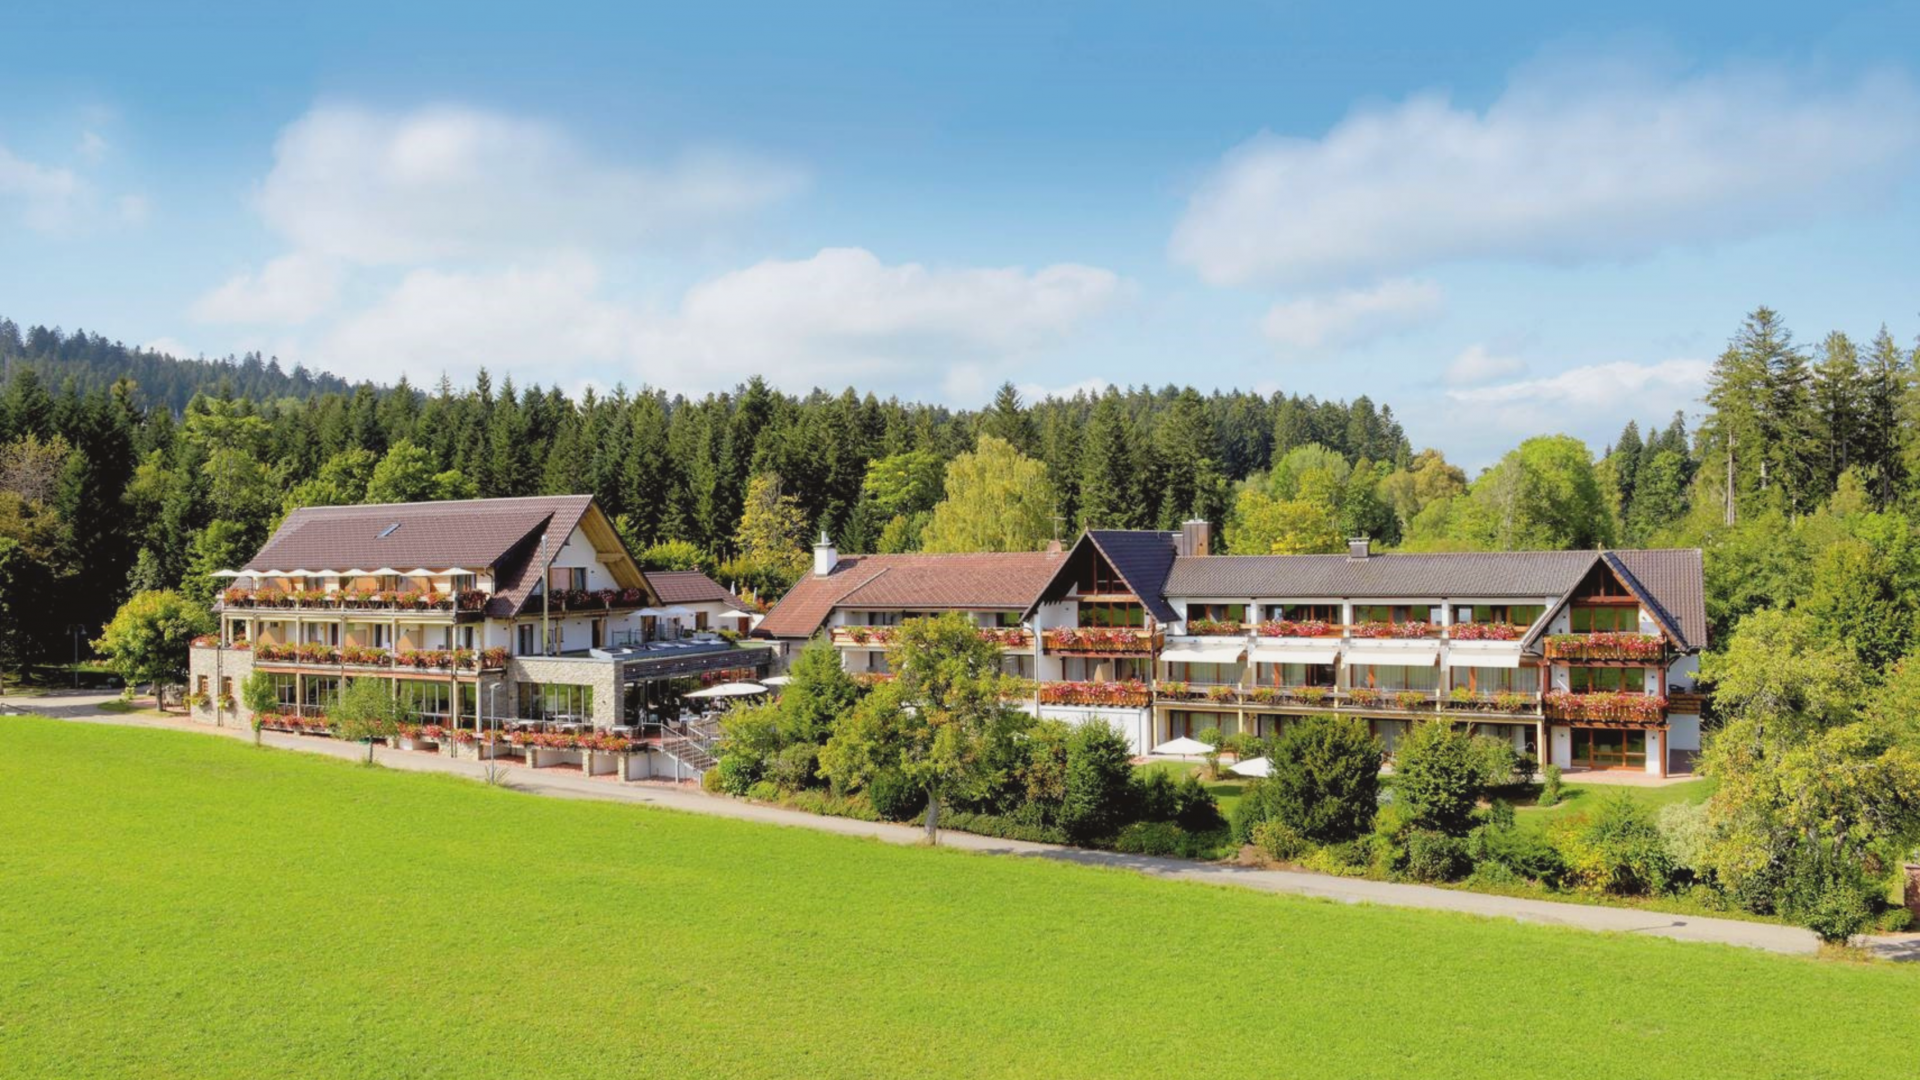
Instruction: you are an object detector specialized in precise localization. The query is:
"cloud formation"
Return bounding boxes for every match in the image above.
[1442,357,1712,435]
[192,253,341,325]
[1172,60,1920,286]
[1443,344,1527,386]
[257,104,807,264]
[0,143,81,231]
[1261,278,1443,351]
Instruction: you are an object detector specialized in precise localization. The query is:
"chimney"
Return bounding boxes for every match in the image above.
[1347,536,1371,560]
[1045,537,1063,555]
[812,531,839,577]
[1180,519,1211,557]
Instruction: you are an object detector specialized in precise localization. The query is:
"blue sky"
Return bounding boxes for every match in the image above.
[5,1,1919,467]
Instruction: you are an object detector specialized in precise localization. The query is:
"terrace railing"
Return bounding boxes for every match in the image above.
[830,625,1033,649]
[1040,627,1161,656]
[1542,632,1665,662]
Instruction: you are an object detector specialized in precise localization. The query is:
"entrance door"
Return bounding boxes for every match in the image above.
[1573,727,1647,770]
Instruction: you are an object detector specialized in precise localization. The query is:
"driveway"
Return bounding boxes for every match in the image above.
[7,691,1915,961]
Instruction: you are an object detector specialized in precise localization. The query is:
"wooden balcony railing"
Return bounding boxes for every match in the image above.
[830,625,1033,649]
[220,587,489,614]
[1036,680,1152,708]
[1147,681,1544,718]
[1542,632,1665,662]
[249,642,510,672]
[1041,627,1161,655]
[1542,690,1668,723]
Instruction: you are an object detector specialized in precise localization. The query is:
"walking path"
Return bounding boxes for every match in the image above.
[8,690,1917,962]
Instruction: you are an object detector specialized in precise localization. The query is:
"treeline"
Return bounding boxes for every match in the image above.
[0,315,1410,670]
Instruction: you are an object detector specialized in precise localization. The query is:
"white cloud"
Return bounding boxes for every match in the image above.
[117,193,150,224]
[77,130,109,164]
[1261,278,1442,351]
[1443,357,1711,433]
[257,104,806,264]
[305,247,1121,393]
[1444,344,1527,386]
[192,253,342,325]
[1172,59,1920,286]
[0,143,80,230]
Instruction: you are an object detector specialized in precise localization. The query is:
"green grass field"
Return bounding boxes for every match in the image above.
[3,718,1915,1079]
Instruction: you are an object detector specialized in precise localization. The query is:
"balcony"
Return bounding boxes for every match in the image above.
[1542,632,1664,662]
[242,642,511,673]
[830,625,1033,649]
[1543,690,1668,724]
[220,587,487,616]
[1149,681,1543,720]
[1348,621,1444,640]
[1182,619,1246,637]
[1041,627,1161,656]
[1036,680,1152,708]
[1252,620,1342,639]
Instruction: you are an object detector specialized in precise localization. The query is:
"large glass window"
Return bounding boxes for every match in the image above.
[1571,605,1639,632]
[1264,603,1341,623]
[1062,656,1149,681]
[1350,664,1438,691]
[519,682,594,720]
[1188,603,1246,623]
[1164,661,1243,686]
[1573,727,1648,769]
[397,681,478,719]
[1452,604,1545,627]
[1449,666,1540,693]
[1080,601,1145,628]
[1354,604,1443,625]
[1251,662,1335,687]
[1568,666,1646,692]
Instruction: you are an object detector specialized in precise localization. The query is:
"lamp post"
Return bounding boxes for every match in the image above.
[67,624,87,689]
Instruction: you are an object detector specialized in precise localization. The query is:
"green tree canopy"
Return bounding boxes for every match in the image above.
[920,436,1057,554]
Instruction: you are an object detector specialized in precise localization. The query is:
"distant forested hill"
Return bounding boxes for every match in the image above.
[0,317,355,412]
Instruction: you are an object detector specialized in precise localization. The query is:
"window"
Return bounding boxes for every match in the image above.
[1164,661,1243,686]
[450,573,476,593]
[1353,604,1438,625]
[220,677,233,699]
[1453,604,1545,627]
[1568,666,1646,693]
[1572,605,1639,633]
[369,625,389,649]
[1350,664,1438,691]
[1080,601,1145,628]
[1450,666,1540,693]
[520,682,593,720]
[459,626,476,650]
[994,610,1023,628]
[517,624,537,656]
[999,654,1035,679]
[1265,603,1341,624]
[1062,656,1149,681]
[196,675,209,696]
[1251,662,1335,688]
[1189,603,1246,623]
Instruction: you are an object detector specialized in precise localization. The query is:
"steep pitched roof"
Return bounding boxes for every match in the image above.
[1610,549,1708,650]
[1164,550,1598,599]
[646,570,752,612]
[241,495,647,620]
[1086,531,1181,623]
[753,551,1064,639]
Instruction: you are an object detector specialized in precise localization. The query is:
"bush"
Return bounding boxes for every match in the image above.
[700,767,724,793]
[768,743,819,791]
[1136,768,1178,822]
[1549,793,1674,896]
[1656,801,1714,884]
[1170,772,1223,832]
[783,789,881,823]
[1394,722,1486,835]
[1060,722,1136,843]
[712,754,757,796]
[1467,822,1565,885]
[1302,840,1369,877]
[866,767,925,821]
[1783,854,1885,945]
[1261,716,1382,844]
[1404,829,1472,882]
[939,810,1067,845]
[1229,780,1272,844]
[1250,820,1309,862]
[746,780,781,803]
[1538,763,1563,807]
[1110,821,1227,859]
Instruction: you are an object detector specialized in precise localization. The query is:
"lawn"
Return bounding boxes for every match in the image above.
[3,718,1915,1080]
[1513,776,1720,833]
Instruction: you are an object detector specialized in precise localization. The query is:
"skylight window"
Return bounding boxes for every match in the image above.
[378,522,401,538]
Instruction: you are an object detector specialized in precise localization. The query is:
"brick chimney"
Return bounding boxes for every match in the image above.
[1347,536,1371,560]
[1179,519,1211,557]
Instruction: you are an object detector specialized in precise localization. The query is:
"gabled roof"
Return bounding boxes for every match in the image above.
[1165,549,1598,599]
[241,495,650,619]
[1024,530,1180,624]
[754,551,1064,639]
[646,570,752,613]
[1609,549,1707,651]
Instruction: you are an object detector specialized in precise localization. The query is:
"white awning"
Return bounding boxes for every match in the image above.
[1447,650,1522,669]
[1160,644,1246,664]
[1346,647,1440,666]
[1250,646,1341,666]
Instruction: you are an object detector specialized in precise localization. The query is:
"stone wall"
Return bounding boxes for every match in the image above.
[186,646,254,730]
[507,656,622,726]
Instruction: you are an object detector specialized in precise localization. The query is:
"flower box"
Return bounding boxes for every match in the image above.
[1041,628,1157,654]
[1544,632,1664,661]
[1350,621,1436,639]
[1448,623,1522,641]
[1037,680,1151,707]
[1253,620,1337,638]
[1184,619,1245,637]
[1543,690,1667,723]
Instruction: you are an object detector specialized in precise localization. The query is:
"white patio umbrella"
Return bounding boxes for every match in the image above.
[683,681,768,699]
[1151,736,1215,756]
[660,605,697,619]
[208,569,247,578]
[761,675,793,686]
[1228,756,1272,778]
[635,607,668,617]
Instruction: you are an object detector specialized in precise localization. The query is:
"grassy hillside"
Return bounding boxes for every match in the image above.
[1,717,1913,1079]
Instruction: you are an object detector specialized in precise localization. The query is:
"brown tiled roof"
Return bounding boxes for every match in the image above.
[1165,549,1598,599]
[646,570,751,612]
[1610,549,1708,650]
[754,551,1063,639]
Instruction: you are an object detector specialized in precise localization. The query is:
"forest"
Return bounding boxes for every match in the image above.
[0,306,1917,678]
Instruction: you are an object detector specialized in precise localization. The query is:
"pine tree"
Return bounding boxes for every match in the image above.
[1861,326,1908,508]
[1078,391,1141,530]
[1811,331,1862,493]
[980,381,1036,455]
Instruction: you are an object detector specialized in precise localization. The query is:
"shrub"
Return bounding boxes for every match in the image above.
[1250,819,1309,862]
[713,754,757,796]
[1302,840,1369,877]
[938,810,1067,845]
[1136,768,1178,822]
[746,780,781,802]
[1170,772,1224,833]
[769,743,819,791]
[1467,822,1565,885]
[1404,829,1472,882]
[1782,854,1885,945]
[1656,801,1714,884]
[1229,780,1271,844]
[1110,821,1227,859]
[700,767,724,793]
[866,768,925,821]
[1261,716,1382,844]
[1549,793,1674,896]
[1393,722,1486,835]
[1060,722,1136,843]
[1538,763,1563,807]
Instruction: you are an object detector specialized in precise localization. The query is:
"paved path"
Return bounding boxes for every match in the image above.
[8,691,1917,961]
